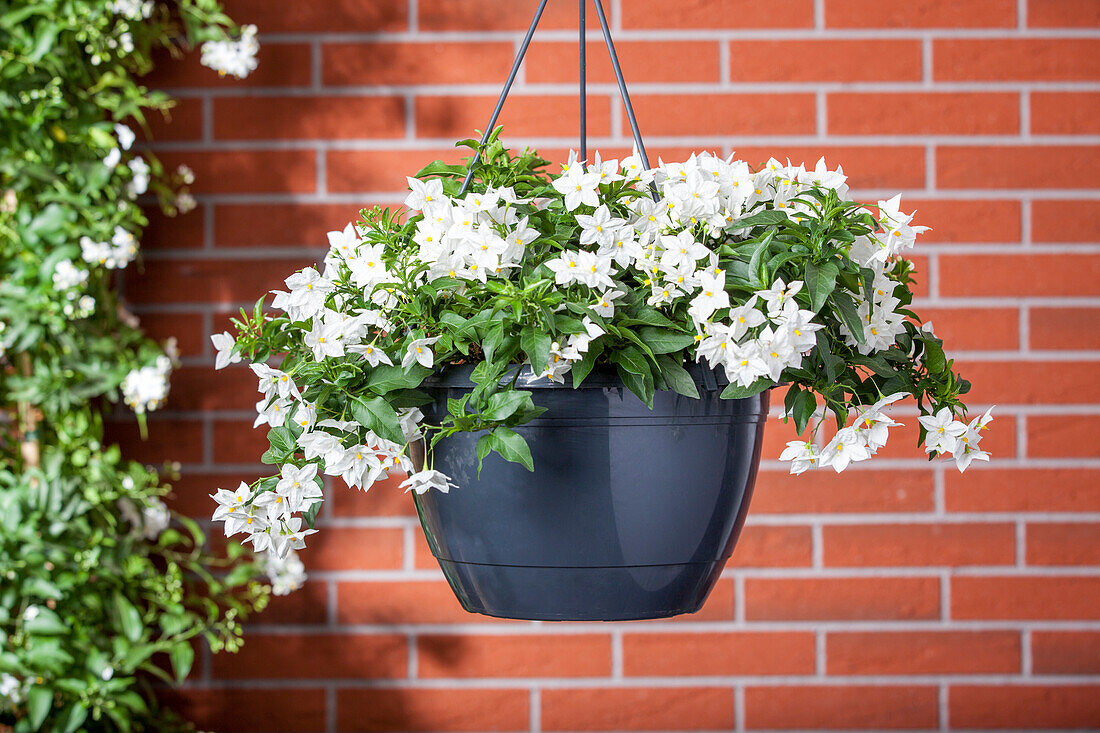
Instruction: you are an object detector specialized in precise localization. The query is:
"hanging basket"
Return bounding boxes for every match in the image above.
[413,365,768,621]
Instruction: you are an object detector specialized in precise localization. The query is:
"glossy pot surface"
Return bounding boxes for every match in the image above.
[413,365,769,621]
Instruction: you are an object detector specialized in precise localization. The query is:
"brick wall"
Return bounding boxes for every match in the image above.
[126,0,1099,730]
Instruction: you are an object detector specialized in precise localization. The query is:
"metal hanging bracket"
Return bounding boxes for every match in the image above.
[458,0,652,195]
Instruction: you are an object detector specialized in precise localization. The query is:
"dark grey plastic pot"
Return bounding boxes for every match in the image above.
[413,365,769,621]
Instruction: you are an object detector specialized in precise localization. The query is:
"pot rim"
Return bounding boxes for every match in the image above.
[425,362,738,391]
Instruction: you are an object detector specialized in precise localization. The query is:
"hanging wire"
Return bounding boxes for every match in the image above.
[458,0,550,195]
[579,0,587,161]
[460,0,653,196]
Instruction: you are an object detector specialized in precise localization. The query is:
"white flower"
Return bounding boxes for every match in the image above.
[405,176,444,212]
[758,278,803,315]
[400,468,458,495]
[298,430,343,462]
[211,331,241,370]
[820,427,871,472]
[688,270,730,322]
[292,401,317,431]
[261,547,307,596]
[52,259,88,291]
[254,396,291,428]
[140,498,170,540]
[348,342,394,367]
[304,310,347,361]
[211,481,253,522]
[728,297,767,340]
[224,502,267,539]
[592,289,624,317]
[576,205,625,248]
[128,156,150,196]
[285,267,332,321]
[122,357,171,413]
[573,250,615,289]
[200,24,259,79]
[403,336,440,368]
[779,440,821,475]
[551,162,600,211]
[347,243,390,289]
[103,147,121,169]
[398,407,424,442]
[115,124,135,151]
[918,407,967,455]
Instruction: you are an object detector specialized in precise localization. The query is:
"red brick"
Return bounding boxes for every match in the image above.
[1028,415,1100,457]
[730,525,813,567]
[169,365,256,411]
[304,527,404,571]
[323,42,514,86]
[214,202,362,247]
[1029,0,1100,27]
[1032,631,1100,674]
[418,0,593,30]
[903,199,1021,244]
[214,96,405,140]
[745,576,941,620]
[729,40,922,81]
[212,633,406,679]
[126,257,316,305]
[146,43,312,88]
[826,0,1017,27]
[752,469,935,514]
[946,469,1100,512]
[417,633,611,678]
[828,631,1020,675]
[416,94,612,139]
[951,360,1100,405]
[331,473,417,517]
[142,203,205,250]
[916,307,1019,351]
[621,0,815,28]
[326,148,464,193]
[949,685,1100,728]
[622,632,815,676]
[629,93,816,136]
[155,150,316,194]
[1030,307,1100,349]
[211,419,267,464]
[337,688,528,732]
[1026,522,1100,564]
[526,41,721,83]
[937,146,1100,189]
[1031,200,1100,243]
[541,687,734,731]
[249,580,329,625]
[141,97,204,142]
[337,580,504,624]
[105,417,204,464]
[952,576,1100,619]
[823,523,1016,567]
[137,311,206,357]
[736,145,926,190]
[830,92,1019,136]
[223,0,407,32]
[1032,92,1100,135]
[940,253,1100,296]
[935,39,1100,81]
[745,685,939,730]
[160,687,327,732]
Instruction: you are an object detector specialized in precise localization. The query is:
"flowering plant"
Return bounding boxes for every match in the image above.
[213,128,993,555]
[0,0,268,729]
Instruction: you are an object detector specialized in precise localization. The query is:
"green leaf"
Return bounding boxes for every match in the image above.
[58,702,88,733]
[170,643,194,682]
[476,433,493,474]
[637,327,697,355]
[520,327,552,373]
[804,260,839,313]
[656,355,699,399]
[349,395,405,445]
[483,390,532,422]
[832,292,866,343]
[571,340,604,388]
[27,685,52,730]
[114,593,142,643]
[923,339,946,373]
[791,389,816,433]
[366,363,431,395]
[23,607,66,636]
[267,426,295,455]
[721,378,772,400]
[611,345,649,376]
[486,427,534,471]
[733,209,788,228]
[614,363,655,408]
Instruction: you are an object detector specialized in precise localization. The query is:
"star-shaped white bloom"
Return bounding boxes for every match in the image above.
[211,331,241,370]
[403,336,440,368]
[918,407,967,455]
[211,481,252,522]
[401,468,458,495]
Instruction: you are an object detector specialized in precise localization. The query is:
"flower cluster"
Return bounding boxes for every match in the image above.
[80,226,138,270]
[200,24,259,79]
[121,354,171,413]
[211,134,989,555]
